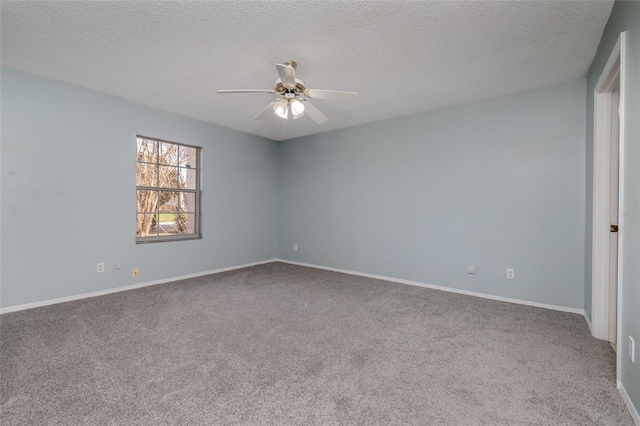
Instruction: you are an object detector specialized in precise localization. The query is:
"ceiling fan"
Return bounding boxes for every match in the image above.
[217,61,358,124]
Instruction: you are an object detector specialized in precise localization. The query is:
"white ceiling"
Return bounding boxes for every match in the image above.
[1,1,613,141]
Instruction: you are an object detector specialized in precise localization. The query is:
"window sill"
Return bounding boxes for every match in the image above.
[136,234,201,244]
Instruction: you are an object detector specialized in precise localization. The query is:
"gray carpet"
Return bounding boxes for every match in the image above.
[0,262,633,425]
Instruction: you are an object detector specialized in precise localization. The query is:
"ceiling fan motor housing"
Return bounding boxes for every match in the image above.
[275,77,306,94]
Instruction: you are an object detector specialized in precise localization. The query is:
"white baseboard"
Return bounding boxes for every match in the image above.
[0,258,278,314]
[584,311,593,334]
[1,257,588,320]
[619,381,640,425]
[276,258,585,315]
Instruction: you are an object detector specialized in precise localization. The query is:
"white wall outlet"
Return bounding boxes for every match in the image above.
[467,263,476,274]
[116,263,121,270]
[506,268,515,279]
[629,336,635,363]
[97,262,105,273]
[132,267,139,278]
[293,243,298,251]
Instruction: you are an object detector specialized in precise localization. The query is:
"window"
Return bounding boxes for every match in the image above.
[136,136,200,242]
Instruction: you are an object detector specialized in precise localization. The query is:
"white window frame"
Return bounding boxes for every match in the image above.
[135,135,201,243]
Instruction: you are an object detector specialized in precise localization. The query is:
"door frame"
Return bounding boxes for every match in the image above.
[591,32,626,378]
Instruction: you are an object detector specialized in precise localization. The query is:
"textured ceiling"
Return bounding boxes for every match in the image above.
[1,1,613,141]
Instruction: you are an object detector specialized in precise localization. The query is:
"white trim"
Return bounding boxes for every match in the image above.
[615,32,627,387]
[584,311,593,334]
[276,259,584,315]
[596,37,622,93]
[618,380,640,426]
[1,256,589,318]
[592,32,626,343]
[0,258,279,314]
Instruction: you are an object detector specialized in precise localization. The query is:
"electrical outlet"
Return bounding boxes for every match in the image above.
[506,268,515,279]
[294,243,298,251]
[630,336,635,363]
[116,263,121,270]
[467,263,476,274]
[97,263,104,273]
[132,267,139,278]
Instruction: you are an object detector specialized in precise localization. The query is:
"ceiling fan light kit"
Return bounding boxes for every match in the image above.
[273,98,289,119]
[218,60,358,124]
[290,100,306,119]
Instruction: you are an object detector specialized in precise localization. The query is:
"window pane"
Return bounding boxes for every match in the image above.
[157,213,196,235]
[157,222,177,235]
[137,214,158,237]
[178,167,197,190]
[178,192,196,213]
[180,213,196,234]
[137,138,157,163]
[136,162,158,187]
[158,165,178,188]
[179,146,197,168]
[157,212,180,236]
[151,211,196,236]
[157,191,179,213]
[158,142,179,166]
[136,190,158,213]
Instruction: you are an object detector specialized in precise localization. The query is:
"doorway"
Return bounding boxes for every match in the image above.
[607,79,619,352]
[591,32,626,380]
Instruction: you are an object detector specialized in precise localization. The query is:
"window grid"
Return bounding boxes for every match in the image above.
[136,136,201,243]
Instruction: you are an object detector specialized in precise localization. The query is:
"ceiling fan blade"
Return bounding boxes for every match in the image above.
[302,100,328,125]
[276,63,296,88]
[306,89,358,101]
[253,101,276,120]
[218,89,276,94]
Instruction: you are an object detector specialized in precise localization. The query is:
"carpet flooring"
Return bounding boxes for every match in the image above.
[0,262,633,425]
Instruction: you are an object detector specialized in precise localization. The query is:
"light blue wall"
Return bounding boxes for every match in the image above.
[586,0,640,412]
[1,68,279,308]
[279,79,587,310]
